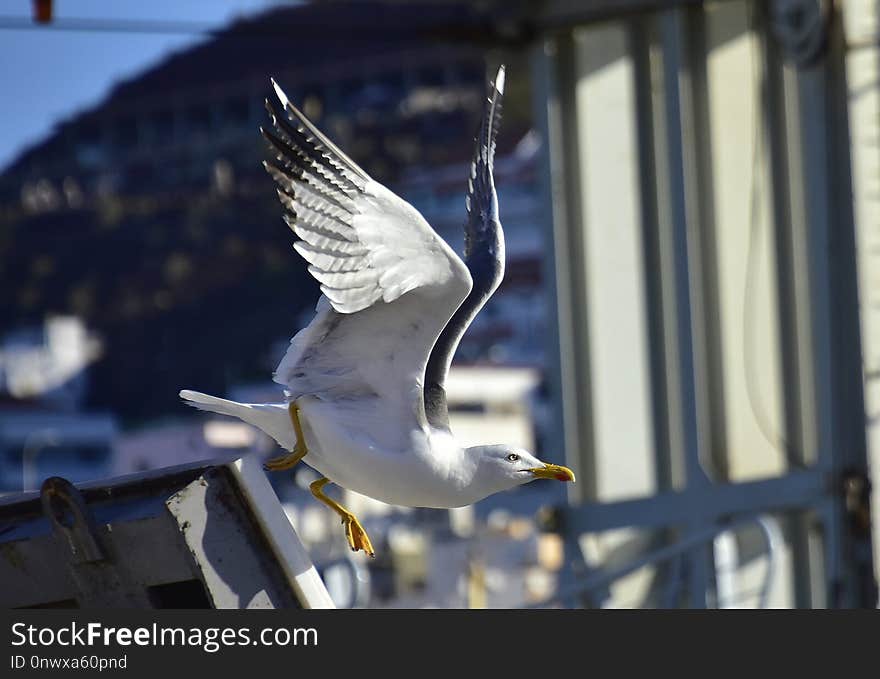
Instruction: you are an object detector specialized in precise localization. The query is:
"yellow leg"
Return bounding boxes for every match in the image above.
[309,478,375,557]
[263,402,308,471]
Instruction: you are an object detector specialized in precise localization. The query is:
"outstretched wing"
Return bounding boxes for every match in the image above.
[263,79,472,430]
[423,65,507,429]
[464,64,505,266]
[262,78,471,315]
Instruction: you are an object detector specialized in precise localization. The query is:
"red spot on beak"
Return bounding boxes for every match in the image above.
[556,473,571,481]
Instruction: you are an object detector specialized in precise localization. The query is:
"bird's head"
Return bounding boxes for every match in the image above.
[468,444,575,499]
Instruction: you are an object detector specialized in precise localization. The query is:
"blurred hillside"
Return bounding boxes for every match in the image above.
[0,1,534,423]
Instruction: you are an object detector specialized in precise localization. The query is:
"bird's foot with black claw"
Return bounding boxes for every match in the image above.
[342,514,374,557]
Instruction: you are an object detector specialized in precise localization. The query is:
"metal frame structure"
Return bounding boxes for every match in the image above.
[0,455,334,608]
[532,0,877,607]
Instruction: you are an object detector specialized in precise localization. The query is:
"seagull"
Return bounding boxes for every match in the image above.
[180,66,574,557]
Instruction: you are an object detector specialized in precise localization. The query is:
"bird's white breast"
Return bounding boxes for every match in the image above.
[296,396,475,508]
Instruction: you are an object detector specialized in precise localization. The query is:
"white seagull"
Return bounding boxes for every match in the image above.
[180,66,574,557]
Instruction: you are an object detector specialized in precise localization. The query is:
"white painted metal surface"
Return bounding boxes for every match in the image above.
[230,456,336,609]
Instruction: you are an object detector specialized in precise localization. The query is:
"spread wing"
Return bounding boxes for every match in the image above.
[261,78,471,315]
[423,65,507,429]
[262,79,472,429]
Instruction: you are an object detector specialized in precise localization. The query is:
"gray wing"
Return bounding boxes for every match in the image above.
[424,65,507,429]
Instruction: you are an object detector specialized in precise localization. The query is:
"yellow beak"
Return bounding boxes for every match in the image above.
[528,463,576,483]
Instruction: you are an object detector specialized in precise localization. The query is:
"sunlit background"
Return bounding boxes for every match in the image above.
[1,0,878,609]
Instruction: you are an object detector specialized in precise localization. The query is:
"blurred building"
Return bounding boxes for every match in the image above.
[0,317,116,491]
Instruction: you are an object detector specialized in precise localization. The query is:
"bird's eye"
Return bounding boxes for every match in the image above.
[506,453,520,462]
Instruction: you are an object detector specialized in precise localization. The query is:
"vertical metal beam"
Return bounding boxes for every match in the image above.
[680,6,730,483]
[769,1,876,607]
[534,34,598,503]
[758,2,817,608]
[759,2,808,473]
[632,16,675,492]
[776,17,839,607]
[842,0,880,598]
[821,5,876,607]
[655,9,710,496]
[530,40,569,485]
[654,7,717,607]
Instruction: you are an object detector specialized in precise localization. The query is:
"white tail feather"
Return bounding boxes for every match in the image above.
[179,390,296,451]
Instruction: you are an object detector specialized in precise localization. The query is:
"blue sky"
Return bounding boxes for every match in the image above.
[0,0,281,169]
